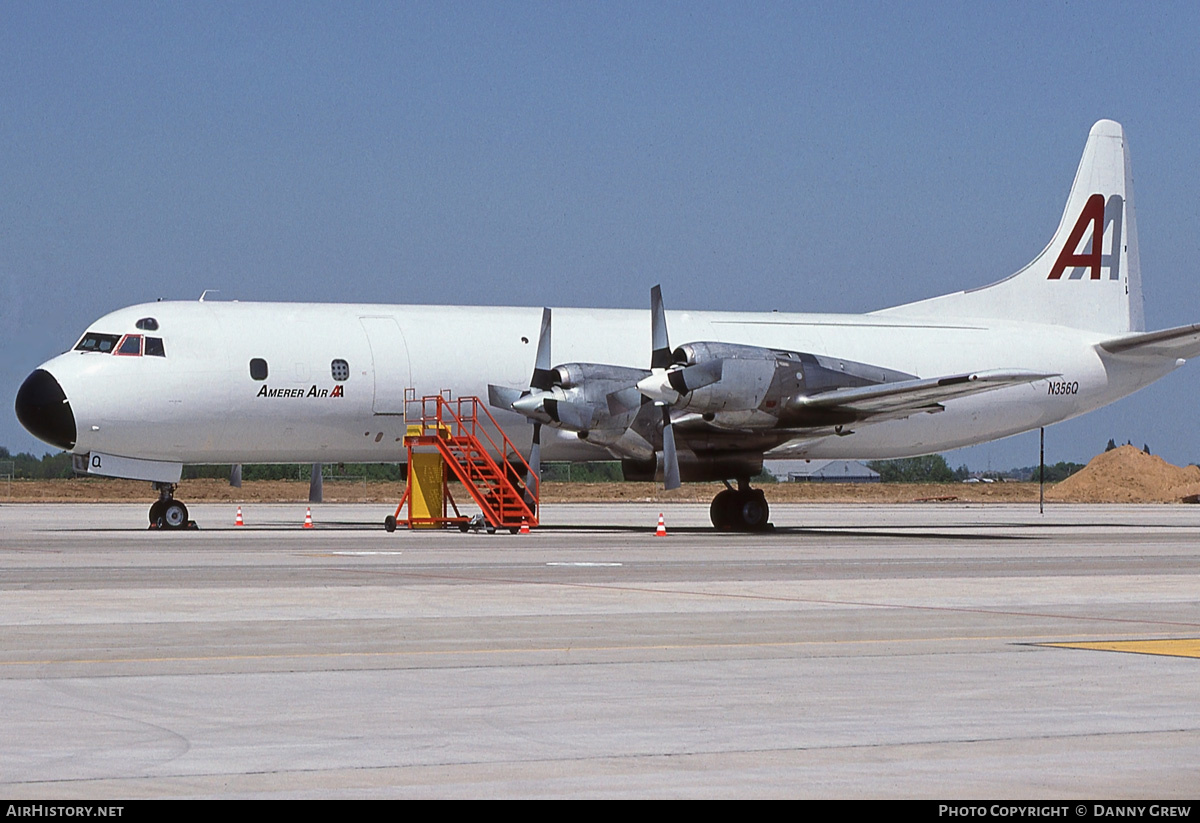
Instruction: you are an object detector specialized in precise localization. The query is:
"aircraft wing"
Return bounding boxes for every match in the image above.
[1098,324,1200,360]
[790,369,1055,422]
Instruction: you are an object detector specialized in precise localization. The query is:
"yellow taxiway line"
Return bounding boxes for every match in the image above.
[1041,638,1200,659]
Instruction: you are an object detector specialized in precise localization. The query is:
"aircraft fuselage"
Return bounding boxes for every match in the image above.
[29,299,1173,467]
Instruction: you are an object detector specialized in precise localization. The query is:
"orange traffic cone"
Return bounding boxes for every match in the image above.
[303,507,314,529]
[655,513,667,537]
[519,517,530,535]
[235,506,244,527]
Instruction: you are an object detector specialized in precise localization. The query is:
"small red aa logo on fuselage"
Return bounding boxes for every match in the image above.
[1048,193,1110,280]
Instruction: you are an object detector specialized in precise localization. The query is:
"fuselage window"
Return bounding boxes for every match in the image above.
[331,359,350,381]
[115,334,143,356]
[135,317,159,331]
[74,332,121,353]
[144,337,166,357]
[250,358,268,380]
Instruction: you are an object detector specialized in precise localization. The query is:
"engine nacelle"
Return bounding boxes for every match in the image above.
[664,342,800,415]
[543,362,650,432]
[667,341,916,418]
[673,358,779,414]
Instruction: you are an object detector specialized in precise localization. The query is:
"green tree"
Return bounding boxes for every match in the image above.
[1030,462,1086,482]
[866,455,956,483]
[0,447,74,479]
[540,462,624,482]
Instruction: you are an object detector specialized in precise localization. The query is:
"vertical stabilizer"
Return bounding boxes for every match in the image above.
[876,120,1144,334]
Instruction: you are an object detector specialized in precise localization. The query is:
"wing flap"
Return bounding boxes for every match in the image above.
[792,369,1055,419]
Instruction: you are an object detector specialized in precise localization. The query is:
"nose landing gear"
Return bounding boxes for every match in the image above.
[148,483,195,530]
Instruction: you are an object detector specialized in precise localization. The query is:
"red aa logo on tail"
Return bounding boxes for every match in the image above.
[1048,194,1105,280]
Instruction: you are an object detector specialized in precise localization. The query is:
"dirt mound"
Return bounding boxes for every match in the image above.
[1046,445,1200,503]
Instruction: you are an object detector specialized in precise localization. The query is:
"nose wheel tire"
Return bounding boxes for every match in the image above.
[149,499,189,529]
[161,500,189,529]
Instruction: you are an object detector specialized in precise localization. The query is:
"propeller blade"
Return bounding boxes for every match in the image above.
[531,307,555,390]
[607,385,643,416]
[488,384,523,412]
[491,309,555,414]
[660,404,680,490]
[651,286,681,490]
[512,394,595,431]
[549,399,596,431]
[525,422,541,509]
[678,359,723,392]
[650,285,672,369]
[636,358,724,405]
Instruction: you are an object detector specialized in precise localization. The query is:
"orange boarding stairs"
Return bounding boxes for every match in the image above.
[395,395,539,532]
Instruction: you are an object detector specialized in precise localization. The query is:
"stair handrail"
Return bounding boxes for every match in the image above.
[412,395,539,526]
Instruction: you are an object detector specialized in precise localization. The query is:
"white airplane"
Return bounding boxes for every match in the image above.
[14,120,1200,530]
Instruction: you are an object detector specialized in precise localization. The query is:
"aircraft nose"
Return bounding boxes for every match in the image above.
[15,369,77,451]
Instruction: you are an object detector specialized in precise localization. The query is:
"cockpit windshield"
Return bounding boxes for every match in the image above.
[75,333,121,353]
[116,335,142,356]
[74,332,166,357]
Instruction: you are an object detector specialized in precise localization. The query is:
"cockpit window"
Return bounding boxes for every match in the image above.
[75,333,121,353]
[115,334,143,356]
[136,317,159,331]
[144,337,165,357]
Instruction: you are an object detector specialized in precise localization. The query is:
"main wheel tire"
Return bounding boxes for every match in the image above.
[162,500,189,529]
[148,499,167,526]
[710,489,737,530]
[734,490,769,531]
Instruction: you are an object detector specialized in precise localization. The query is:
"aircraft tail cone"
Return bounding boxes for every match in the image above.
[303,507,314,529]
[655,513,667,537]
[235,506,244,527]
[519,517,530,535]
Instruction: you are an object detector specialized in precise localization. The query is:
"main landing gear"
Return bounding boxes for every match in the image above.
[709,479,771,532]
[148,483,194,530]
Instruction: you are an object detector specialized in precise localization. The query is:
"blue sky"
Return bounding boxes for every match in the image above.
[4,2,1200,470]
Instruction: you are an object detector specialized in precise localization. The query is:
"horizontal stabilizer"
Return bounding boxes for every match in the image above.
[1098,324,1200,360]
[793,370,1055,420]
